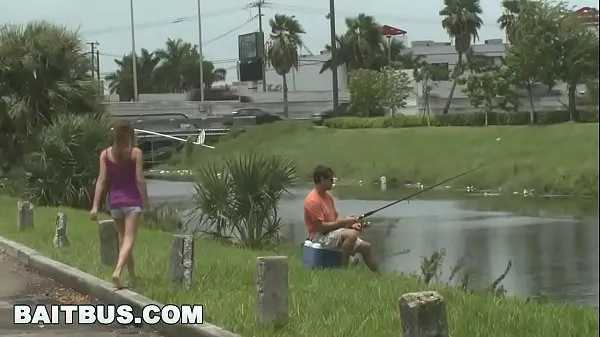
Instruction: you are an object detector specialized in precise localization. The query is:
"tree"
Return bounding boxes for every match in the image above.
[0,21,103,165]
[320,14,417,74]
[459,67,519,125]
[343,14,384,70]
[104,38,227,98]
[413,61,450,125]
[266,14,305,118]
[504,0,563,122]
[439,0,484,114]
[154,38,197,93]
[348,68,411,117]
[555,8,599,119]
[497,0,526,44]
[105,49,159,101]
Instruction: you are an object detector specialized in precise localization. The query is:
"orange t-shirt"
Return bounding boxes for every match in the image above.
[304,189,338,238]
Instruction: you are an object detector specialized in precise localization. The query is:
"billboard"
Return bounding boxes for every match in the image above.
[238,32,265,62]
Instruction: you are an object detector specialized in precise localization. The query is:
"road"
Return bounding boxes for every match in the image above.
[0,250,163,337]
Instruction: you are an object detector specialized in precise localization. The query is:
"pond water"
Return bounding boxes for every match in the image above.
[146,179,599,308]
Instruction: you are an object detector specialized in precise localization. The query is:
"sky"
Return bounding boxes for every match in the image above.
[5,0,597,84]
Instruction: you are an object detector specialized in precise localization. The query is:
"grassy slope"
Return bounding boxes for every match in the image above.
[165,122,599,196]
[0,196,597,337]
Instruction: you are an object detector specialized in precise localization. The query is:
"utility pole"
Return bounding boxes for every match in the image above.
[129,0,139,102]
[328,0,339,110]
[96,50,100,81]
[249,0,269,92]
[197,0,205,102]
[86,41,99,78]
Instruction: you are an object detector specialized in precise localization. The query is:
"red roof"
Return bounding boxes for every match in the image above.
[575,6,599,25]
[381,25,407,36]
[575,6,598,15]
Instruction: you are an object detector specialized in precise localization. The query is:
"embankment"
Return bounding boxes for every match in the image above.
[163,122,599,197]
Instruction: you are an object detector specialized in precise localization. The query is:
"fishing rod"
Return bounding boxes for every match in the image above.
[358,158,500,220]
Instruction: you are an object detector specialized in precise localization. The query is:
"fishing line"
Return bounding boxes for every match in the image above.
[358,157,502,220]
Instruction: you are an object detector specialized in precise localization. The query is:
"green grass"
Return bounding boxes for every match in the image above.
[0,196,597,337]
[163,121,599,197]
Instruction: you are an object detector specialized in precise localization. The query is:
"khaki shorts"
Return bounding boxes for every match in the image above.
[311,228,363,252]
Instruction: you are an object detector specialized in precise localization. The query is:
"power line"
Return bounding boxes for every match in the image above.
[204,15,259,45]
[81,6,248,36]
[269,4,502,26]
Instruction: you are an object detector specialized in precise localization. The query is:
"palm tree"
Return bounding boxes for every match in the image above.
[343,14,384,69]
[105,49,160,101]
[319,34,352,74]
[0,21,103,162]
[266,14,305,118]
[439,0,484,114]
[154,38,197,93]
[178,47,227,90]
[497,0,526,44]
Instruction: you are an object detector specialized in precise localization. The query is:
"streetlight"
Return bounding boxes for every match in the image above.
[197,0,205,102]
[328,0,339,111]
[129,0,139,101]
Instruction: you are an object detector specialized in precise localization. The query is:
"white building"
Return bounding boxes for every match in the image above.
[410,39,507,75]
[260,52,348,93]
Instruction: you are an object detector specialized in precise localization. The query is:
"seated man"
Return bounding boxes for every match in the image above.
[303,165,379,272]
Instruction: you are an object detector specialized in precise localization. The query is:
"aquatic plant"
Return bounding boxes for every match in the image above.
[419,248,512,297]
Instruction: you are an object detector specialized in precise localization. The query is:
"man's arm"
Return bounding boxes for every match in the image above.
[306,200,351,233]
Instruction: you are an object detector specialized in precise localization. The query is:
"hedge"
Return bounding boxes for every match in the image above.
[323,108,599,129]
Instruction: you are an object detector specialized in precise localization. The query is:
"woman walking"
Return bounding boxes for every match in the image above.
[90,120,148,289]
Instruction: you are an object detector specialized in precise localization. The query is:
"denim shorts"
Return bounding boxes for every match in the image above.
[110,206,143,219]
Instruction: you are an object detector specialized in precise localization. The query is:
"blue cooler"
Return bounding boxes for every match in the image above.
[302,240,342,269]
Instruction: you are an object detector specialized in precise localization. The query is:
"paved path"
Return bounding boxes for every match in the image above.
[0,251,163,337]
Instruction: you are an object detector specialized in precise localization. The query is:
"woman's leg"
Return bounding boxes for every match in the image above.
[113,218,136,285]
[112,208,141,287]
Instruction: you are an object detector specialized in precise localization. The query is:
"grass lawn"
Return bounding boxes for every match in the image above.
[163,122,599,197]
[0,196,597,337]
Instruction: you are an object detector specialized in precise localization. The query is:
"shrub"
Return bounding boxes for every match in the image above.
[23,113,112,208]
[190,152,297,249]
[324,109,599,129]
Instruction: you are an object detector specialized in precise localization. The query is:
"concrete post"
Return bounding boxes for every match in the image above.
[53,212,70,248]
[98,220,120,266]
[398,291,449,337]
[170,234,194,288]
[16,201,34,231]
[256,256,288,324]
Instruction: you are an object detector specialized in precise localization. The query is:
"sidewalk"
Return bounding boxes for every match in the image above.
[0,250,163,337]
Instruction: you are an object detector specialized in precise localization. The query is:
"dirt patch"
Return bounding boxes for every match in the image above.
[0,249,89,304]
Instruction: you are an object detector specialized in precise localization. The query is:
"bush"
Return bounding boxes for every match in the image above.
[324,108,599,129]
[190,152,297,249]
[23,113,112,208]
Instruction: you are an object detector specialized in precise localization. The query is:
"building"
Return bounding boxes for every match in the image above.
[260,52,348,93]
[409,39,507,80]
[575,7,599,27]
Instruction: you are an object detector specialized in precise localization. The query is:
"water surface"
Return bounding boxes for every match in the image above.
[146,179,599,307]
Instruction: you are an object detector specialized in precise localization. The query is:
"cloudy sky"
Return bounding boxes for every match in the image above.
[5,0,596,83]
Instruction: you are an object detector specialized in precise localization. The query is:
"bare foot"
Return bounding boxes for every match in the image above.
[112,275,125,290]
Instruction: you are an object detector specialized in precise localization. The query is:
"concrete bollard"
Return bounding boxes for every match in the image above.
[98,220,120,266]
[16,201,34,231]
[170,234,195,288]
[256,256,289,324]
[398,291,449,337]
[53,212,70,248]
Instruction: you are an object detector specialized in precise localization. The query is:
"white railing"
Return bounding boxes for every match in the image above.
[134,128,216,150]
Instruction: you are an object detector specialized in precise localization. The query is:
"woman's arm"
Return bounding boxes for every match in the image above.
[133,148,149,208]
[92,151,107,210]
